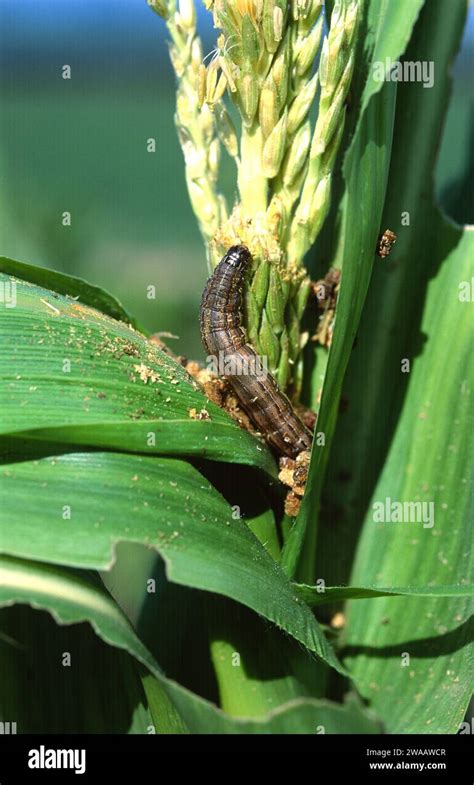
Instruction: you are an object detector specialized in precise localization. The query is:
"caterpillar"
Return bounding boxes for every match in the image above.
[200,245,313,458]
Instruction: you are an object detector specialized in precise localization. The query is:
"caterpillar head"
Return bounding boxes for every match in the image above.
[224,245,252,269]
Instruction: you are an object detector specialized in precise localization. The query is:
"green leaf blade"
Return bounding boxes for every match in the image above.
[0,452,344,675]
[0,274,275,475]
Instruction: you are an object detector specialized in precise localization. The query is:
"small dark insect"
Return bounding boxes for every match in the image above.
[311,267,340,309]
[310,267,340,347]
[377,229,397,258]
[200,245,313,458]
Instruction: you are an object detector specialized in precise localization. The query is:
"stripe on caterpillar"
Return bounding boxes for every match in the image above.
[200,245,313,458]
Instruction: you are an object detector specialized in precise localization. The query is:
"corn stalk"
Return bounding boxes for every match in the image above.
[150,0,359,393]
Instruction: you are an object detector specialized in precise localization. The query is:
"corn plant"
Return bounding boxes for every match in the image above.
[0,0,472,734]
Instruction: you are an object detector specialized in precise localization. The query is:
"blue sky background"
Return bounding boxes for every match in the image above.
[1,0,472,79]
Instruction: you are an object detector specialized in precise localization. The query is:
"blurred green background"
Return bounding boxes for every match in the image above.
[1,0,472,362]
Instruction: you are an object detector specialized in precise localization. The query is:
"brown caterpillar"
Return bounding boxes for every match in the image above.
[200,245,313,458]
